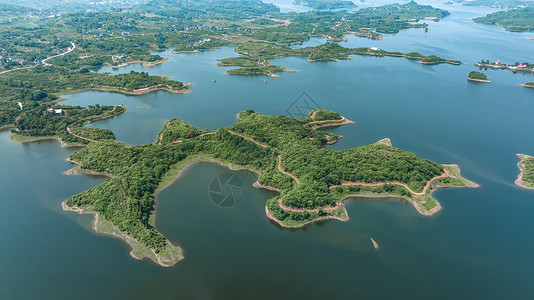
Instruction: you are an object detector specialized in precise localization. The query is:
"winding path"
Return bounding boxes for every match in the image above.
[224,122,455,215]
[41,42,76,66]
[304,116,355,129]
[226,130,299,185]
[161,116,449,216]
[329,168,454,196]
[276,154,299,184]
[164,132,217,145]
[0,42,76,75]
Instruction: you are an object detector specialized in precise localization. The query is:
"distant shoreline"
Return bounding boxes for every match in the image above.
[110,57,170,69]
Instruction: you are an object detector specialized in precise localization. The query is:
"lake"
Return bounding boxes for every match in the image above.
[1,1,533,298]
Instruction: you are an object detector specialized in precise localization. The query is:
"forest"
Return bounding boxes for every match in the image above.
[521,156,534,186]
[468,71,489,80]
[474,7,534,31]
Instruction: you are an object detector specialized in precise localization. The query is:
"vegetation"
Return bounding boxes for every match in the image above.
[11,104,126,145]
[474,7,534,32]
[61,109,473,262]
[517,154,534,188]
[156,119,211,145]
[216,41,460,76]
[468,71,489,81]
[0,67,189,129]
[0,0,452,73]
[310,109,341,121]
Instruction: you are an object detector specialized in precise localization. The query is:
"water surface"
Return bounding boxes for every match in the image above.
[1,2,534,298]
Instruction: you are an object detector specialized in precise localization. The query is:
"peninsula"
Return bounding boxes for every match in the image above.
[475,60,534,74]
[473,7,534,32]
[61,109,477,266]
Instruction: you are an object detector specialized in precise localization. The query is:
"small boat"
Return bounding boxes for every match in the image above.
[264,79,268,83]
[369,236,379,250]
[213,79,216,83]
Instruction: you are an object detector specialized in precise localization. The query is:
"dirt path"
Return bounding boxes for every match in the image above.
[277,154,299,184]
[227,130,269,148]
[66,106,117,142]
[277,198,340,213]
[226,130,301,185]
[329,168,454,196]
[303,116,355,129]
[165,132,216,145]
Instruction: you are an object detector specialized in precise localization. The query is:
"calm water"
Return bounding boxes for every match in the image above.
[1,1,534,298]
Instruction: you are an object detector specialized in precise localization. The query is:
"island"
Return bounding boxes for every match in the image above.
[468,71,490,83]
[216,42,461,76]
[516,154,534,190]
[59,109,477,266]
[520,82,534,88]
[475,60,534,74]
[473,7,534,32]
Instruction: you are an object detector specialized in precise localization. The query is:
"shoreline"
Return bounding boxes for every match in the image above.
[468,78,491,83]
[110,57,170,69]
[519,84,534,89]
[61,201,183,267]
[56,85,191,102]
[311,117,355,130]
[265,205,349,229]
[515,154,534,190]
[9,133,86,148]
[64,158,114,177]
[63,160,183,267]
[0,124,14,131]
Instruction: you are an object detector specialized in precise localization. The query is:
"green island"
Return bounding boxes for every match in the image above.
[217,42,460,76]
[56,109,478,266]
[520,82,534,88]
[516,154,534,190]
[474,7,534,32]
[468,71,490,83]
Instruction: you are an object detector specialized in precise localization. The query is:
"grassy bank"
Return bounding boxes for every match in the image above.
[62,201,183,267]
